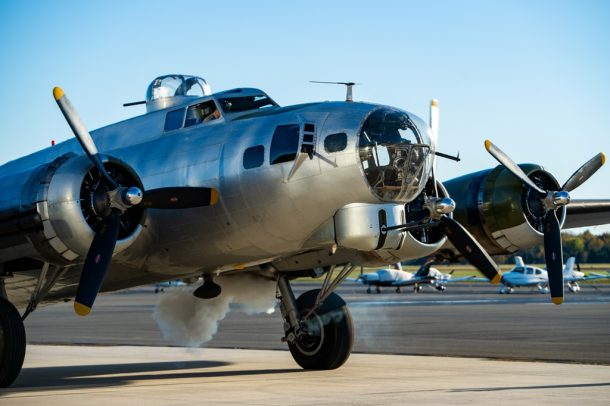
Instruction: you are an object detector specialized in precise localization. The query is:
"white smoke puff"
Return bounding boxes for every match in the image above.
[153,273,277,347]
[219,273,277,315]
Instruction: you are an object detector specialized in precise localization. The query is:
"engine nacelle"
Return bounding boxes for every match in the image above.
[443,164,566,256]
[0,154,145,264]
[332,179,449,265]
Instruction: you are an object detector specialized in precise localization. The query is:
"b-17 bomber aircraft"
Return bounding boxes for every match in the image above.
[0,74,609,387]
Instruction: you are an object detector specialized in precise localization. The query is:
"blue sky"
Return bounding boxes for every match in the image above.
[0,0,609,233]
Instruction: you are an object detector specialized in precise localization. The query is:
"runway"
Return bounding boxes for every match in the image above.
[4,345,610,405]
[5,282,610,404]
[22,282,610,363]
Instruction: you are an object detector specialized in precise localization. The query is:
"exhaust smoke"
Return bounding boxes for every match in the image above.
[153,273,276,347]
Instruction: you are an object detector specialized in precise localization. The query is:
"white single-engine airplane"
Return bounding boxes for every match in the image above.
[483,256,610,294]
[0,74,608,387]
[353,261,472,293]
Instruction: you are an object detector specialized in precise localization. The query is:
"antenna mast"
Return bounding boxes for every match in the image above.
[310,81,360,102]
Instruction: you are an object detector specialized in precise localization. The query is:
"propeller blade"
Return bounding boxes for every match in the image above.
[561,153,606,192]
[439,216,502,284]
[543,211,564,305]
[429,99,440,163]
[484,140,546,195]
[429,99,440,197]
[53,87,117,189]
[141,187,219,209]
[74,208,121,316]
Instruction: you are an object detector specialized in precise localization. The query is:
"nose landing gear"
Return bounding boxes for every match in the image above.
[277,265,355,370]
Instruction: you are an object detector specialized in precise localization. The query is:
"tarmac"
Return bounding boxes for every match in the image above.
[3,283,610,404]
[3,344,610,405]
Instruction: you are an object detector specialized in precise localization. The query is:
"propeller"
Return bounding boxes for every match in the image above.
[415,100,503,284]
[54,87,219,316]
[438,215,502,284]
[484,139,605,304]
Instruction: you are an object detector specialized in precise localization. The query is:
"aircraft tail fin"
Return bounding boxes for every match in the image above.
[563,257,576,274]
[514,256,525,267]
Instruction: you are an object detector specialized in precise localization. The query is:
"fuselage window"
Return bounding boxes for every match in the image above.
[324,132,348,153]
[185,100,221,127]
[243,145,265,169]
[270,124,299,164]
[164,108,185,132]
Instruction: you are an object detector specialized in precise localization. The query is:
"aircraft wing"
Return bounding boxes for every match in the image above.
[563,199,610,229]
[565,273,610,282]
[391,279,419,287]
[444,276,477,283]
[469,277,492,283]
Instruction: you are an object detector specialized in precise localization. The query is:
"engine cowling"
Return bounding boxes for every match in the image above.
[443,164,566,256]
[0,153,145,264]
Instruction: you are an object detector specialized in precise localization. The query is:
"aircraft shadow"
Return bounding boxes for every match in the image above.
[4,360,301,393]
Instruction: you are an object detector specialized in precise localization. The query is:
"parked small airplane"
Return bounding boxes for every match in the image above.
[0,73,608,387]
[475,256,610,294]
[353,261,473,293]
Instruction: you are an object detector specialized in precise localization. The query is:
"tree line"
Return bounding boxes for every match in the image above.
[497,231,610,264]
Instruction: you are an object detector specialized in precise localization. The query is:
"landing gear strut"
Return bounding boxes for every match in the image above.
[277,266,354,370]
[0,296,26,388]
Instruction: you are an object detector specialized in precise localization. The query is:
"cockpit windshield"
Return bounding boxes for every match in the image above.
[358,108,432,202]
[218,95,277,113]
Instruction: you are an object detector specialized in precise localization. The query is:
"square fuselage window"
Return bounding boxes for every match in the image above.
[270,124,299,164]
[243,145,265,169]
[324,132,347,153]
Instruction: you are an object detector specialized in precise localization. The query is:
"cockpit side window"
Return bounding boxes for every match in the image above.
[270,124,299,164]
[185,100,221,127]
[164,108,185,132]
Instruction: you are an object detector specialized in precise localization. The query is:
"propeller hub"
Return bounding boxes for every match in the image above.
[426,197,455,219]
[122,186,143,206]
[544,190,571,211]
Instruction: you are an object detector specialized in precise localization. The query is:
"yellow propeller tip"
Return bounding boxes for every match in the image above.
[484,139,492,151]
[431,99,439,107]
[210,189,219,205]
[601,152,606,166]
[551,297,563,305]
[74,302,91,316]
[53,86,64,101]
[491,272,502,285]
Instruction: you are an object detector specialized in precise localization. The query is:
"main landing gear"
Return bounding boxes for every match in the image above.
[277,265,355,369]
[0,296,26,388]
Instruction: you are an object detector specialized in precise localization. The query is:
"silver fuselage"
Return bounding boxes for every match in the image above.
[0,91,436,306]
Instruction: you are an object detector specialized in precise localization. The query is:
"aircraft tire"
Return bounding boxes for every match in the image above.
[288,289,354,370]
[0,296,26,388]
